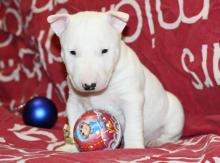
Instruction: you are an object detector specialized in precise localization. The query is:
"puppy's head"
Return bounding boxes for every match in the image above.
[47,11,129,92]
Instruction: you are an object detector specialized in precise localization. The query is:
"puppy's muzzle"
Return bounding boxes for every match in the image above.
[82,83,96,91]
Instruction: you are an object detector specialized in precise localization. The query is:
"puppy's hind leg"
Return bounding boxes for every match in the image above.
[147,92,184,147]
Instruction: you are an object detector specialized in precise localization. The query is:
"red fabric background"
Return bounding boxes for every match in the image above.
[0,0,220,148]
[1,0,220,162]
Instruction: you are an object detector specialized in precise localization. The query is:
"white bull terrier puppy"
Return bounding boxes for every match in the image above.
[47,11,184,152]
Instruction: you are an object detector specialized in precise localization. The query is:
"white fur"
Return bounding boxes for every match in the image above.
[47,11,184,152]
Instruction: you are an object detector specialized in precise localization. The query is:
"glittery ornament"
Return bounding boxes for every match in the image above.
[23,96,57,128]
[73,110,122,152]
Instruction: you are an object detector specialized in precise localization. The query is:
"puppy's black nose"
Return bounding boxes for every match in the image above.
[82,83,96,91]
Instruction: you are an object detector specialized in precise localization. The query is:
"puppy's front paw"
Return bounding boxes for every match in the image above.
[124,141,145,149]
[56,144,79,153]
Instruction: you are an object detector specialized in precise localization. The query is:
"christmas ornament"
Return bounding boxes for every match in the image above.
[73,110,122,152]
[22,96,58,128]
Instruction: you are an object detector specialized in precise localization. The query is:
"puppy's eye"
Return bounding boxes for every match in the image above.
[101,49,108,54]
[70,50,76,56]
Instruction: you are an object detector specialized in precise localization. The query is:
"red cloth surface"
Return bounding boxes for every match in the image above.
[0,107,220,162]
[0,0,220,162]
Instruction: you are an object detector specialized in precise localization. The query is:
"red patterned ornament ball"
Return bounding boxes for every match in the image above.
[73,110,122,152]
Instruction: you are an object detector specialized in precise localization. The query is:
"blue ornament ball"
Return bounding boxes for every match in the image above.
[22,96,58,128]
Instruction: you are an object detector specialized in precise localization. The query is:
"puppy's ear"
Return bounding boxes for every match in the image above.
[47,14,70,37]
[107,11,129,33]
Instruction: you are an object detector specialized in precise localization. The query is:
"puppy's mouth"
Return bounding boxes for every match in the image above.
[68,75,109,93]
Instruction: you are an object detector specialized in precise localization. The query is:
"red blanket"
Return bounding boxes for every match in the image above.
[1,108,220,162]
[1,0,220,162]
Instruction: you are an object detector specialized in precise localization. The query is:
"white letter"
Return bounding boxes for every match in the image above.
[0,65,20,82]
[156,0,210,29]
[213,43,220,85]
[182,0,210,23]
[3,8,22,35]
[0,34,13,48]
[145,0,156,48]
[181,48,203,90]
[156,0,181,29]
[31,0,53,13]
[18,48,42,81]
[202,44,213,87]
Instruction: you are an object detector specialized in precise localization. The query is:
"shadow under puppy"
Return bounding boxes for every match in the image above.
[47,11,184,152]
